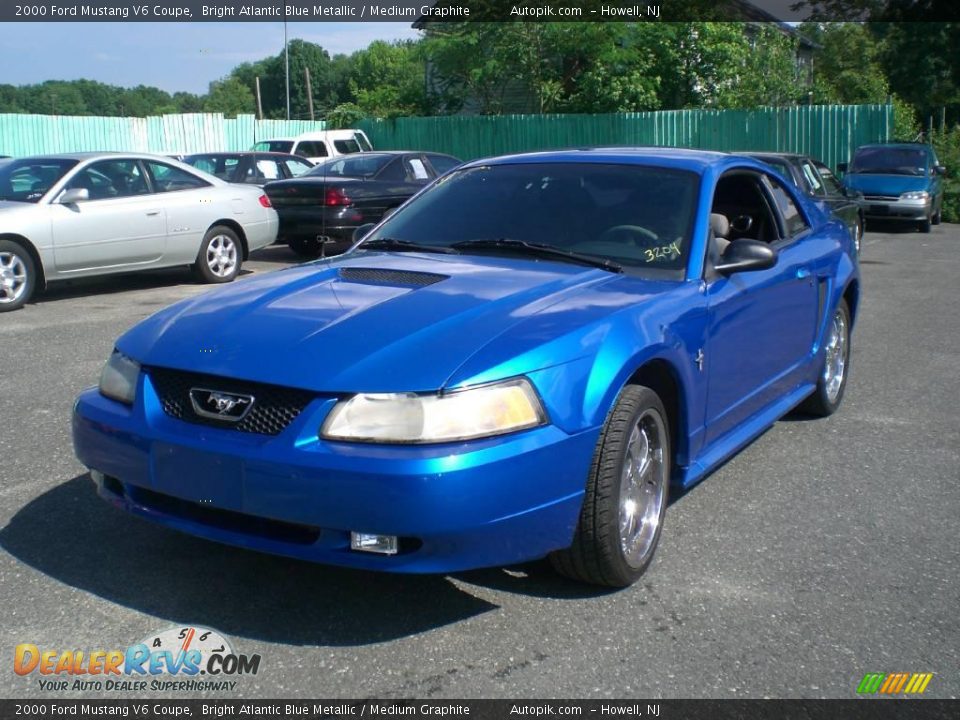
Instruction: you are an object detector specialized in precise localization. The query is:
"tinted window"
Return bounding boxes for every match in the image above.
[67,159,149,200]
[309,154,394,178]
[426,154,460,175]
[363,163,700,278]
[186,155,241,181]
[767,176,809,237]
[145,161,209,192]
[250,159,281,182]
[333,139,362,154]
[0,159,78,203]
[282,158,313,177]
[296,141,328,158]
[800,161,825,196]
[354,133,373,151]
[815,163,844,194]
[253,141,293,154]
[850,146,930,176]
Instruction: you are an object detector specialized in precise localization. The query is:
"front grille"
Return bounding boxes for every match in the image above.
[863,194,898,201]
[338,267,446,287]
[149,367,314,435]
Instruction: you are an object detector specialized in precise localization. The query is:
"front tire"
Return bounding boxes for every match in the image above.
[0,240,36,313]
[853,218,863,256]
[550,385,670,587]
[919,217,932,233]
[800,299,851,417]
[193,226,241,283]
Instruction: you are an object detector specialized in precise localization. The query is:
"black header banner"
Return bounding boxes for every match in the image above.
[0,699,958,720]
[2,0,959,23]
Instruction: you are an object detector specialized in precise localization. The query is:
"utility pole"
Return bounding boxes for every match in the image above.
[255,76,264,120]
[305,66,314,122]
[284,18,290,120]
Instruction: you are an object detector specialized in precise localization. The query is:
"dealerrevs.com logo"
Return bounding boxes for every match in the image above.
[14,626,261,692]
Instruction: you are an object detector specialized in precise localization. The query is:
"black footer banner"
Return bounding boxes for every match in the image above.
[1,699,957,720]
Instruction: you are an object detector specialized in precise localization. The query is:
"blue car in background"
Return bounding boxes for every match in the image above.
[840,142,945,233]
[73,149,859,587]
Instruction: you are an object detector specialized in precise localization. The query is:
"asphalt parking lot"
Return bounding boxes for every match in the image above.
[1,227,957,700]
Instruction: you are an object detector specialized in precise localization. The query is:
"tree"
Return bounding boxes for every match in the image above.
[204,77,255,117]
[349,40,430,118]
[799,22,890,104]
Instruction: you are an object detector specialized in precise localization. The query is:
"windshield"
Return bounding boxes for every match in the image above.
[308,154,394,178]
[850,147,929,176]
[0,158,79,203]
[253,140,293,154]
[361,162,699,278]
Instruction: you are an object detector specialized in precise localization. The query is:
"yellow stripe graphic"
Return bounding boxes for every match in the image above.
[916,674,933,694]
[904,674,920,693]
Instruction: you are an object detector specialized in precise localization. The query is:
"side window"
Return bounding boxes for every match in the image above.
[815,163,844,195]
[377,158,407,182]
[282,158,313,177]
[296,141,328,158]
[800,161,826,196]
[145,162,210,193]
[426,154,460,176]
[766,176,810,238]
[250,159,280,182]
[67,159,149,200]
[406,157,431,182]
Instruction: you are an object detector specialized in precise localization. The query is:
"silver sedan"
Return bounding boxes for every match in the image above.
[0,153,279,312]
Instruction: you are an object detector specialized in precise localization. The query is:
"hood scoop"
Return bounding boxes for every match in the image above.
[337,267,447,288]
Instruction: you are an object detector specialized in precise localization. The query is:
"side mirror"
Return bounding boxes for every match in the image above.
[836,162,848,173]
[352,223,377,243]
[58,188,89,204]
[934,165,947,175]
[714,239,778,275]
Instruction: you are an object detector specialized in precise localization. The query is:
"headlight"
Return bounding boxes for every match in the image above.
[99,351,140,405]
[900,191,930,200]
[321,378,547,443]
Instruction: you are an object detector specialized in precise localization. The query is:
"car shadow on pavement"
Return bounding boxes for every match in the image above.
[0,475,498,647]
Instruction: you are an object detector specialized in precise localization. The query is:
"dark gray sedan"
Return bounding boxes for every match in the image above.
[743,152,864,255]
[264,151,461,258]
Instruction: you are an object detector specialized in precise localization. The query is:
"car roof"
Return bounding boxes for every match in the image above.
[856,142,932,151]
[11,151,190,162]
[184,151,305,159]
[463,147,752,173]
[740,151,805,160]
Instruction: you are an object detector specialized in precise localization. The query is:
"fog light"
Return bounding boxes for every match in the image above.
[350,532,398,555]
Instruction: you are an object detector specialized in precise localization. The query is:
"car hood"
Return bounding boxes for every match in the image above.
[117,252,628,393]
[843,173,931,195]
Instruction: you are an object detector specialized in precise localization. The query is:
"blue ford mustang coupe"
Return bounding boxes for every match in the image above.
[73,149,859,587]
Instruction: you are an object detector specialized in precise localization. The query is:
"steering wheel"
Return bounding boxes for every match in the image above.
[599,224,659,248]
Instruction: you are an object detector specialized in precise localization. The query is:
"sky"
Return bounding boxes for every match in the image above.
[0,22,421,94]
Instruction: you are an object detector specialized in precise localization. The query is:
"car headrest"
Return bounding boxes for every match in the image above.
[710,212,730,239]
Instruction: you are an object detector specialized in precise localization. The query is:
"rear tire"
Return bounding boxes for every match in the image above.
[550,385,670,587]
[800,299,851,417]
[0,240,36,313]
[193,226,241,284]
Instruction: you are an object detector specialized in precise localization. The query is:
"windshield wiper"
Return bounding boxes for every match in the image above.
[452,238,623,273]
[361,238,460,254]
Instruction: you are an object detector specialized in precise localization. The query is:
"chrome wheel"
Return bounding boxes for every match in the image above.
[618,409,667,568]
[206,234,237,278]
[824,308,848,403]
[0,251,29,305]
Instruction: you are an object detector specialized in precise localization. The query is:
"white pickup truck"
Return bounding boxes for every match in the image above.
[252,129,373,164]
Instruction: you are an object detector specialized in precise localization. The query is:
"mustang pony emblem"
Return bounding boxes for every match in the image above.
[189,388,255,422]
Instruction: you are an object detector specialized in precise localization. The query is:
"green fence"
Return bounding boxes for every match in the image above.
[0,105,892,172]
[0,113,326,156]
[359,104,894,172]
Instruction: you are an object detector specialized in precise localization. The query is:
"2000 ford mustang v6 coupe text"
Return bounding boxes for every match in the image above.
[73,149,859,587]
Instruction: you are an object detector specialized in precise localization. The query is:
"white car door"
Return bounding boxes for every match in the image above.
[50,159,167,274]
[142,160,218,264]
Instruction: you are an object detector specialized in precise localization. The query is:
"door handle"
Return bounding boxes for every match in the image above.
[146,210,161,216]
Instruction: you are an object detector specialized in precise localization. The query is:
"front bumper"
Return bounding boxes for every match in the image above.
[72,382,597,574]
[859,196,931,221]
